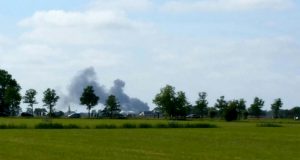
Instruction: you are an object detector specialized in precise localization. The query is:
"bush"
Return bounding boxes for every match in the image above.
[256,123,282,127]
[121,123,137,128]
[139,123,153,128]
[0,124,27,129]
[155,123,169,128]
[64,124,80,129]
[95,124,117,129]
[184,123,217,128]
[35,123,64,129]
[168,121,181,128]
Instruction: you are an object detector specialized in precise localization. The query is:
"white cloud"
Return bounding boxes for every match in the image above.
[88,0,153,11]
[162,0,295,12]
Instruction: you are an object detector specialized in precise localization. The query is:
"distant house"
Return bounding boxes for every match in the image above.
[139,111,155,118]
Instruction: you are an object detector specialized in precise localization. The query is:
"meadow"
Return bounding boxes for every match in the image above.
[0,118,299,160]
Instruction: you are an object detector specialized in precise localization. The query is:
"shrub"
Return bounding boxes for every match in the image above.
[168,121,181,128]
[139,123,153,128]
[155,123,169,128]
[35,123,64,129]
[184,123,217,128]
[256,123,282,127]
[121,123,137,128]
[64,124,80,129]
[95,124,117,129]
[0,124,27,129]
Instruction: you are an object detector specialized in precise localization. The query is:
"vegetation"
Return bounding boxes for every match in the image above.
[102,95,121,118]
[23,89,38,115]
[153,85,190,119]
[271,98,283,119]
[194,92,208,118]
[80,86,99,118]
[42,88,59,117]
[0,69,22,116]
[249,97,264,118]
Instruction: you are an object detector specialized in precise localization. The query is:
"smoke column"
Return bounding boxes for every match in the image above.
[64,67,149,113]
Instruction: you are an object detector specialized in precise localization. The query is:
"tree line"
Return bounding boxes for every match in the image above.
[153,85,300,121]
[1,68,299,120]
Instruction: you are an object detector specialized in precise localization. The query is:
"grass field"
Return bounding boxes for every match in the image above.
[0,118,299,160]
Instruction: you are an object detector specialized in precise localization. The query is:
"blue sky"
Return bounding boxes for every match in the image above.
[0,0,300,112]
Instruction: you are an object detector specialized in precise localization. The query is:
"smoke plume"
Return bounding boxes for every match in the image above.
[63,67,149,113]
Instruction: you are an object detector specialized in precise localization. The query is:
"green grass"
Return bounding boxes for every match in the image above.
[0,118,299,160]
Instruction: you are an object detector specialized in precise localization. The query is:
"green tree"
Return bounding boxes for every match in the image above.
[175,91,190,118]
[103,95,121,118]
[80,86,99,118]
[290,107,300,119]
[271,98,283,119]
[4,87,22,116]
[0,69,21,116]
[42,88,59,117]
[214,96,227,118]
[249,97,264,118]
[237,99,247,119]
[153,85,190,119]
[194,92,208,118]
[208,107,218,118]
[224,100,238,121]
[153,85,176,118]
[23,89,38,115]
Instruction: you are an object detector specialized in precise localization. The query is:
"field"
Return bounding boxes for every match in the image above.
[0,118,299,160]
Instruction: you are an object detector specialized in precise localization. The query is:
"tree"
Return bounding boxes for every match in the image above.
[271,98,283,119]
[237,99,247,120]
[153,85,190,119]
[214,96,227,118]
[80,86,99,118]
[224,100,239,121]
[23,89,38,116]
[34,108,47,116]
[208,107,218,118]
[153,85,176,118]
[4,87,22,116]
[194,92,208,118]
[42,88,59,117]
[103,95,121,118]
[290,107,300,119]
[249,97,264,118]
[0,69,21,116]
[174,91,190,118]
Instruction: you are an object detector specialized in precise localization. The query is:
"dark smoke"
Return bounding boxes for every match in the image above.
[63,67,149,113]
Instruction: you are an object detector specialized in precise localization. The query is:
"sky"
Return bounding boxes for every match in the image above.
[0,0,300,112]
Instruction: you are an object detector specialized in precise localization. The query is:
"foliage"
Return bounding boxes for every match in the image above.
[290,107,300,118]
[80,86,99,118]
[42,88,59,117]
[0,69,21,116]
[153,85,190,119]
[34,108,47,116]
[214,96,227,117]
[271,98,283,119]
[194,92,208,118]
[256,123,282,127]
[224,100,238,121]
[23,89,38,115]
[248,97,264,118]
[102,95,121,118]
[4,87,22,116]
[208,107,218,118]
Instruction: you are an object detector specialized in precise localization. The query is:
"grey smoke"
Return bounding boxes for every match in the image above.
[64,67,149,113]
